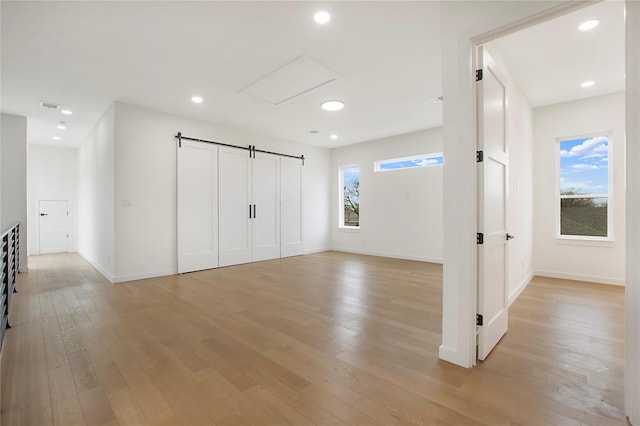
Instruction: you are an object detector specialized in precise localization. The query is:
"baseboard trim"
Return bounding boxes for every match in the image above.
[78,250,115,283]
[509,271,534,306]
[113,269,177,284]
[534,270,624,286]
[331,248,443,264]
[304,248,330,255]
[439,345,472,368]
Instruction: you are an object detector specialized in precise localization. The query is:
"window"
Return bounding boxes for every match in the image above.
[374,153,443,172]
[558,135,610,238]
[340,166,359,228]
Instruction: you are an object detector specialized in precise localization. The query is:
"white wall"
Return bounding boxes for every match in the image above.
[330,128,443,263]
[1,113,28,271]
[28,145,78,255]
[533,92,625,285]
[77,105,116,281]
[112,102,330,282]
[304,149,332,254]
[484,45,536,305]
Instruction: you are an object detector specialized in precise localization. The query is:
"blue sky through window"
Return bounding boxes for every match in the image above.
[559,136,608,195]
[376,154,443,171]
[343,167,359,188]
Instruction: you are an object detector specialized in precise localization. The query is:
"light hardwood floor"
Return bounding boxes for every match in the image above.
[1,252,625,425]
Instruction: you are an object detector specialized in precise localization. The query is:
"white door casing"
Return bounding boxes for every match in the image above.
[177,140,218,273]
[39,200,70,254]
[477,47,510,361]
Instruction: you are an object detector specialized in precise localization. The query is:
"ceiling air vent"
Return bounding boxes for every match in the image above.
[40,101,60,110]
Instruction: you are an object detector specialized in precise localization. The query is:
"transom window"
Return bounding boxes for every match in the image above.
[558,135,610,239]
[374,153,443,172]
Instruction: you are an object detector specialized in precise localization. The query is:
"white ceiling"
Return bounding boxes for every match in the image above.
[490,0,625,108]
[0,1,625,150]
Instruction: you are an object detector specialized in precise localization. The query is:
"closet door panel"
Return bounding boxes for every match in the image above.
[281,157,304,257]
[177,141,218,273]
[219,147,252,267]
[252,154,280,262]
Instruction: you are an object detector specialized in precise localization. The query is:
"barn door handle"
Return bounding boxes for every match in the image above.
[40,213,48,216]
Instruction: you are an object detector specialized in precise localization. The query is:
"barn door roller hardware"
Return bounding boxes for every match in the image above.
[176,132,304,165]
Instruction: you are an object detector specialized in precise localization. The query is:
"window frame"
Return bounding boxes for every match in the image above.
[374,152,444,172]
[555,133,613,242]
[339,164,360,230]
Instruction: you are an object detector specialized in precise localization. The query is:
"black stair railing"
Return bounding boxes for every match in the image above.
[1,223,20,349]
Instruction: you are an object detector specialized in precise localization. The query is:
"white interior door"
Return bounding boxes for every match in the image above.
[177,140,218,273]
[219,147,252,267]
[39,200,69,254]
[252,153,280,262]
[281,157,304,257]
[477,47,510,361]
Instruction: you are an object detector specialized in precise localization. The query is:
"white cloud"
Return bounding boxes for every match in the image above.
[584,143,608,158]
[600,157,609,163]
[414,157,440,166]
[571,163,600,171]
[560,136,608,158]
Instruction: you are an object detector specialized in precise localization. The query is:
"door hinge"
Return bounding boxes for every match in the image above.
[476,69,483,81]
[476,150,483,162]
[476,233,484,245]
[67,234,69,238]
[476,314,484,326]
[67,211,69,216]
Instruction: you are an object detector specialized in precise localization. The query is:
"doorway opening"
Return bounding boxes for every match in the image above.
[473,1,625,360]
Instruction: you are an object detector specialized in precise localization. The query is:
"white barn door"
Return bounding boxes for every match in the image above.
[252,154,280,262]
[177,140,218,273]
[477,47,511,361]
[219,147,252,267]
[178,140,302,270]
[281,157,304,257]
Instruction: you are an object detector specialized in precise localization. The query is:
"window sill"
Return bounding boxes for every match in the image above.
[556,236,614,248]
[338,227,360,233]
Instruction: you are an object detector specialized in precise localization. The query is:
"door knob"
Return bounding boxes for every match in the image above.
[506,233,515,240]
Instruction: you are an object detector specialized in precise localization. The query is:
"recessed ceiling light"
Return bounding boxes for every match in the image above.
[578,20,599,31]
[314,11,331,25]
[61,109,72,115]
[581,80,595,88]
[191,96,203,104]
[57,124,66,130]
[330,134,338,140]
[321,100,344,111]
[53,136,61,140]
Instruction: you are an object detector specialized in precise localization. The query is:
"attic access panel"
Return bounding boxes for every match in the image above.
[239,55,339,106]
